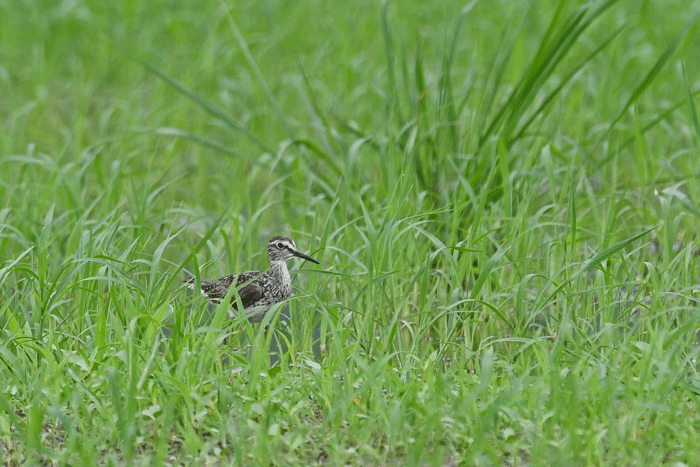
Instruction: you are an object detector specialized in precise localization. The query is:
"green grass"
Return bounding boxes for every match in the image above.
[1,0,700,465]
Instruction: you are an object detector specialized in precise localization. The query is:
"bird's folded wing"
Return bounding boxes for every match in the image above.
[198,274,237,302]
[191,271,265,309]
[233,282,264,311]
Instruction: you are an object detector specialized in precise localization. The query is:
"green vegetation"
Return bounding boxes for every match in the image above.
[1,0,700,464]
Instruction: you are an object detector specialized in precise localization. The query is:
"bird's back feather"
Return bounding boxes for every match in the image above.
[184,271,266,310]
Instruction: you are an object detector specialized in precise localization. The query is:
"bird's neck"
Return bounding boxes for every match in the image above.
[270,260,291,284]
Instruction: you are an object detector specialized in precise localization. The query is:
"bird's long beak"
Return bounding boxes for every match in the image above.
[292,249,320,264]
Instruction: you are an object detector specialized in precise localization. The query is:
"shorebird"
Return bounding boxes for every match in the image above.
[185,236,320,322]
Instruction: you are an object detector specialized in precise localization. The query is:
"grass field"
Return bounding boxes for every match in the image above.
[2,0,700,465]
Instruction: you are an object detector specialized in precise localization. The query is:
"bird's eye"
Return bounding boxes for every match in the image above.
[277,242,285,249]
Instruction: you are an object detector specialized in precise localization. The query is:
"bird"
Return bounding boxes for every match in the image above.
[185,236,320,322]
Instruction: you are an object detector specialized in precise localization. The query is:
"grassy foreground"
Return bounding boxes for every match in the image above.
[2,0,700,465]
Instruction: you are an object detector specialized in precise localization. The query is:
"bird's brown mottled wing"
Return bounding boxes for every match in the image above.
[198,274,237,302]
[233,282,264,311]
[188,271,265,310]
[232,271,264,310]
[234,271,263,286]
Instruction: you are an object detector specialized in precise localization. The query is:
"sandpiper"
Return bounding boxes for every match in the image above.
[185,236,320,322]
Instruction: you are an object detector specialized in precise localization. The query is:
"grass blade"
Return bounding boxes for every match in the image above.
[594,11,700,153]
[222,7,296,140]
[137,59,273,154]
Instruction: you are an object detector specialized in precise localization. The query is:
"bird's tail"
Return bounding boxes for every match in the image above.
[183,275,196,290]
